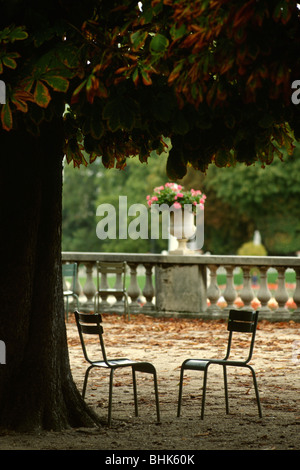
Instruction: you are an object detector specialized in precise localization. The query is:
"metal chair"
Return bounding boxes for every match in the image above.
[94,261,130,320]
[62,263,79,320]
[74,311,160,426]
[177,309,262,419]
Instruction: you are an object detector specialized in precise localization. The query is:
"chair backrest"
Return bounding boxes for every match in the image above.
[74,310,109,364]
[96,261,127,291]
[225,309,259,363]
[62,263,77,291]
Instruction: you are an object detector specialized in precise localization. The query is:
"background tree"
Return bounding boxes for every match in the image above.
[62,158,102,252]
[62,149,169,253]
[1,0,300,432]
[205,144,300,255]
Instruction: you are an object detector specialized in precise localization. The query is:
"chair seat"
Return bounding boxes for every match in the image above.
[91,358,137,368]
[96,289,127,295]
[183,358,247,370]
[91,358,156,373]
[64,290,74,296]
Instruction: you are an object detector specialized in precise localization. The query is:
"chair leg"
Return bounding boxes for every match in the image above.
[108,368,115,426]
[223,365,229,414]
[66,296,69,321]
[153,370,161,423]
[75,294,80,312]
[201,366,209,420]
[82,365,93,399]
[132,368,138,417]
[248,365,263,418]
[177,367,185,417]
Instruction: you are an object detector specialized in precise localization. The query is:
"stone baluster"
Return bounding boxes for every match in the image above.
[206,265,221,316]
[292,267,300,321]
[96,265,110,311]
[239,266,254,309]
[75,264,83,299]
[142,263,155,312]
[82,261,96,312]
[62,262,82,311]
[223,265,237,310]
[274,267,289,318]
[62,263,68,292]
[127,262,141,313]
[257,266,271,316]
[114,269,125,308]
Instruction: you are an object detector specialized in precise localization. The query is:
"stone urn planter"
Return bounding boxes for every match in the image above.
[169,208,196,254]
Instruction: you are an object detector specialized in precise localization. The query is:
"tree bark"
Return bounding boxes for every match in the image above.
[0,118,99,431]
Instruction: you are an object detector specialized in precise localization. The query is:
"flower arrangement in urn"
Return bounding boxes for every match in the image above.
[146,182,206,212]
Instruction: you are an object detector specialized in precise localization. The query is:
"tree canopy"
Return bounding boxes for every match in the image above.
[1,0,300,177]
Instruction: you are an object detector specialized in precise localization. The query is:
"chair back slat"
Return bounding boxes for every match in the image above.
[98,262,126,275]
[227,310,257,333]
[80,324,103,335]
[225,309,259,363]
[227,321,255,333]
[62,263,77,277]
[77,312,103,323]
[74,311,108,364]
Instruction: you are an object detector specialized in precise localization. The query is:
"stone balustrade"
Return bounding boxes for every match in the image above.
[62,252,300,322]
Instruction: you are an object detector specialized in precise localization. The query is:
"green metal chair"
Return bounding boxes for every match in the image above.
[62,263,79,320]
[94,261,130,320]
[177,309,262,419]
[74,311,160,426]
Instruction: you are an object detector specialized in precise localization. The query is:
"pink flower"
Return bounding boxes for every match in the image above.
[152,196,158,202]
[191,189,202,196]
[173,202,182,209]
[176,192,184,198]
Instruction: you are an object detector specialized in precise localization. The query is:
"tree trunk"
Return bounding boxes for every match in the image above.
[0,118,99,431]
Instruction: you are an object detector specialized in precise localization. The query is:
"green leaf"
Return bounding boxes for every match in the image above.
[170,24,187,40]
[42,75,69,93]
[166,148,187,180]
[130,30,148,51]
[1,102,13,131]
[8,26,28,42]
[150,34,169,54]
[34,80,51,108]
[1,52,20,69]
[214,149,231,167]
